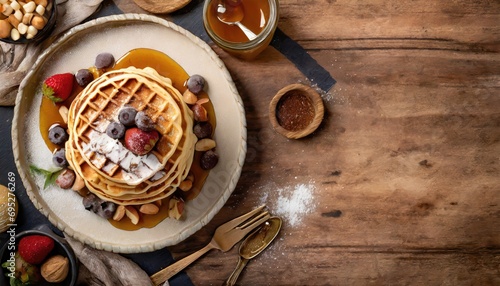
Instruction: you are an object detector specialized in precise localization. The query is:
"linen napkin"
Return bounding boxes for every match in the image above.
[0,0,104,106]
[66,236,156,286]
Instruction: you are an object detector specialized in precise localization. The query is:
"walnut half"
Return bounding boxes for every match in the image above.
[41,255,69,283]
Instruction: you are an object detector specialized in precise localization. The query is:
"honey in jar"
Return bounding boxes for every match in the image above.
[203,0,280,60]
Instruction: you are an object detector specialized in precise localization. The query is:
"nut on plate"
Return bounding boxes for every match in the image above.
[112,205,126,221]
[139,203,159,215]
[195,138,216,152]
[41,255,69,283]
[125,206,140,225]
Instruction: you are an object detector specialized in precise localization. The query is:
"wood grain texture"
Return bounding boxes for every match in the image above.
[118,0,499,284]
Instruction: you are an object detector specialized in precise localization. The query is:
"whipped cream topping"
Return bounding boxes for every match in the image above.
[83,128,163,185]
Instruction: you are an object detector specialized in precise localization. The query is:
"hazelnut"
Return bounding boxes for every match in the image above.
[41,255,69,283]
[56,169,76,189]
[178,179,193,192]
[31,15,45,30]
[192,104,208,122]
[0,20,11,39]
[35,0,48,7]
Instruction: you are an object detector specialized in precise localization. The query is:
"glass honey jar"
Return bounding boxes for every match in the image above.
[203,0,279,60]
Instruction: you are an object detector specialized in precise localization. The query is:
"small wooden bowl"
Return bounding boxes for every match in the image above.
[269,84,324,139]
[133,0,191,13]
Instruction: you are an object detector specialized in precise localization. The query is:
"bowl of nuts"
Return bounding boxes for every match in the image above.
[0,0,57,44]
[0,225,78,285]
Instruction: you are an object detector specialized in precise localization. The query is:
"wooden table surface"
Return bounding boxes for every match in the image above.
[1,0,498,285]
[113,0,500,285]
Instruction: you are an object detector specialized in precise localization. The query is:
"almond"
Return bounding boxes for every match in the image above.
[125,206,140,224]
[139,203,159,215]
[182,89,198,105]
[168,197,184,220]
[195,138,216,152]
[113,205,126,221]
[71,174,85,191]
[58,105,69,124]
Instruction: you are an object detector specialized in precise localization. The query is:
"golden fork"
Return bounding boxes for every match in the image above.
[150,205,270,285]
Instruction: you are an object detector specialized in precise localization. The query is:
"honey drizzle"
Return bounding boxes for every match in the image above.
[38,48,216,230]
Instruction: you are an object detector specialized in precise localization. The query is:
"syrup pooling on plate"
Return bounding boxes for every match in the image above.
[38,48,217,230]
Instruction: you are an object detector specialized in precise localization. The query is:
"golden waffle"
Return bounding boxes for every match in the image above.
[65,67,197,205]
[70,67,184,186]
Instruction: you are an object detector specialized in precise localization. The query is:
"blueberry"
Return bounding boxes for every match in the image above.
[95,52,115,69]
[52,148,68,168]
[97,201,117,219]
[48,125,68,145]
[106,122,126,139]
[82,193,99,212]
[200,150,219,170]
[75,69,93,87]
[186,74,205,94]
[135,111,155,132]
[193,122,213,139]
[118,107,137,127]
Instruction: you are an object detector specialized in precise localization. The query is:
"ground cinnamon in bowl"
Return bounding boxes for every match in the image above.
[276,90,315,131]
[269,84,324,139]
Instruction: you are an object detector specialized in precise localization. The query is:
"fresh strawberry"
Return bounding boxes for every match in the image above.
[18,235,54,265]
[124,127,160,156]
[42,73,74,102]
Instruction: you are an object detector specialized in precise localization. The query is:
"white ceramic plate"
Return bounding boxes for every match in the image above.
[12,14,246,253]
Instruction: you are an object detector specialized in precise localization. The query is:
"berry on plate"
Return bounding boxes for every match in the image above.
[42,73,74,103]
[124,127,159,156]
[18,235,55,265]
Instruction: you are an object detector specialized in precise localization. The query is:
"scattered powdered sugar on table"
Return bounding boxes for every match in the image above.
[260,182,317,227]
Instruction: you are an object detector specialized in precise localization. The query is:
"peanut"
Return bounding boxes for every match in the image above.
[10,27,19,40]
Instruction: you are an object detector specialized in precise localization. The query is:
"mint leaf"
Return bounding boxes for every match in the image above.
[29,165,62,189]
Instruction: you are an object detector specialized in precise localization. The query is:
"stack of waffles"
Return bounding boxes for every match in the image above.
[65,66,197,206]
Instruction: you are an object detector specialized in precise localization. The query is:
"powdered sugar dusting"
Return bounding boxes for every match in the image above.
[260,182,316,227]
